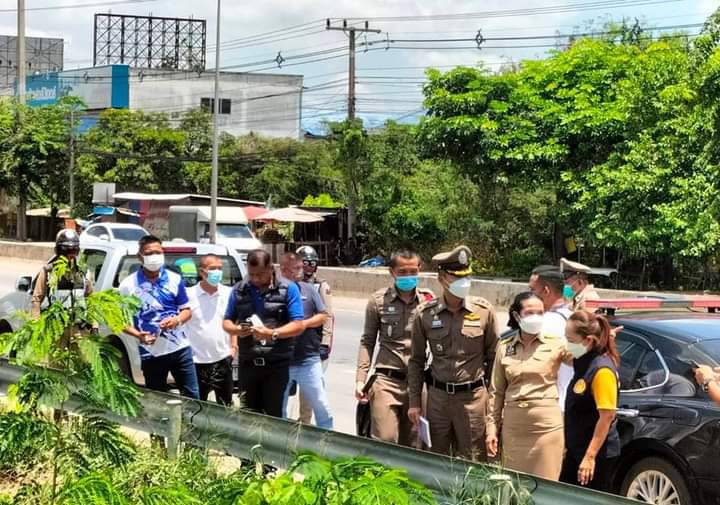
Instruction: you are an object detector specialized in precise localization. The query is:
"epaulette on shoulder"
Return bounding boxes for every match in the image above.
[469,296,493,309]
[419,298,439,312]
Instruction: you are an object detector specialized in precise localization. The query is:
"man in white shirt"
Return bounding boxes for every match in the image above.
[186,254,236,405]
[529,265,573,411]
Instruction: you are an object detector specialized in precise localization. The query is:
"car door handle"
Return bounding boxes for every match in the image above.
[616,408,640,418]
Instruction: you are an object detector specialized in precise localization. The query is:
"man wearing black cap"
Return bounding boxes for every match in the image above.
[31,229,92,319]
[408,245,498,462]
[529,265,573,411]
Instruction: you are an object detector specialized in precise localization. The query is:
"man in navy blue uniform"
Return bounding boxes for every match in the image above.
[223,249,304,416]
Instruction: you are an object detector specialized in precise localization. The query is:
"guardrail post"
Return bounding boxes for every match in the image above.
[165,399,183,459]
[488,473,514,505]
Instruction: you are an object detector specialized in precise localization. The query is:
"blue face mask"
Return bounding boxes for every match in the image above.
[206,270,223,286]
[395,275,419,292]
[563,284,575,299]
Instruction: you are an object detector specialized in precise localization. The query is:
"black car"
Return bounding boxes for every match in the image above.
[605,310,720,505]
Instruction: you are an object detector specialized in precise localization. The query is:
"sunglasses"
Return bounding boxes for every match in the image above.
[303,260,318,267]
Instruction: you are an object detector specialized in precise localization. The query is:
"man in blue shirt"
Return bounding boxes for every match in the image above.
[119,235,199,399]
[223,249,304,417]
[279,253,333,429]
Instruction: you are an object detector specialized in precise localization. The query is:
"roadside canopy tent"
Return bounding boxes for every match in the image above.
[255,207,324,223]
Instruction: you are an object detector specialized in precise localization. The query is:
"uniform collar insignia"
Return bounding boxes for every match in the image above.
[464,312,481,321]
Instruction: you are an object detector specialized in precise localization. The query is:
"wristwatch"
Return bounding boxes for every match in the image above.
[271,330,279,342]
[703,379,715,393]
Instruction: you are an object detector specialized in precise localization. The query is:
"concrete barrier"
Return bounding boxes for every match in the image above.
[317,266,646,308]
[0,241,654,308]
[0,240,54,262]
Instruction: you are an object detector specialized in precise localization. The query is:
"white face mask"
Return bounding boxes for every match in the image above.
[447,277,472,299]
[567,341,590,359]
[518,314,544,335]
[142,253,165,272]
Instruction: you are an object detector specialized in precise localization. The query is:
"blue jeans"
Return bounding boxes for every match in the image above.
[284,356,333,430]
[141,346,200,399]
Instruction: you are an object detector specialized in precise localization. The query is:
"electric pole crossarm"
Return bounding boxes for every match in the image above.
[325,19,381,121]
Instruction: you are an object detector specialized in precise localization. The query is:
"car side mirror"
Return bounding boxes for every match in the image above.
[15,276,32,293]
[99,234,110,241]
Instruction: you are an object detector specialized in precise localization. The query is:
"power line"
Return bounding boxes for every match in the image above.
[337,0,685,23]
[0,0,156,12]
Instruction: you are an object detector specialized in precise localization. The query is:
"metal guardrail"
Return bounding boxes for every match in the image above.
[0,362,633,505]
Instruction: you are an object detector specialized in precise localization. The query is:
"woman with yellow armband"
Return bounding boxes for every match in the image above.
[560,310,620,492]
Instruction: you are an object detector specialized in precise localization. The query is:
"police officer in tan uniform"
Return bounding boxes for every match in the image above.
[560,258,600,312]
[408,245,498,462]
[356,250,434,446]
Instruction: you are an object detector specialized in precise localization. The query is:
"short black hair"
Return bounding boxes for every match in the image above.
[200,253,221,268]
[389,250,421,269]
[508,291,542,330]
[247,249,272,268]
[532,265,564,294]
[138,234,162,253]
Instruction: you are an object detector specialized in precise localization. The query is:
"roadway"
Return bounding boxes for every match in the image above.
[0,258,508,436]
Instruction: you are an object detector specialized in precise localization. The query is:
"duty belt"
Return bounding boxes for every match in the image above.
[375,367,407,381]
[426,374,485,395]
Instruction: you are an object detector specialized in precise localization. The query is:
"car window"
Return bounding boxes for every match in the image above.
[87,226,105,238]
[113,254,243,288]
[81,249,107,285]
[112,228,147,241]
[217,224,253,239]
[616,331,669,393]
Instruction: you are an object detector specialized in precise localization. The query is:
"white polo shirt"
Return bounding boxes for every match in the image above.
[186,283,232,364]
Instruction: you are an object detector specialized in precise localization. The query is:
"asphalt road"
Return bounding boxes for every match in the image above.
[0,258,507,436]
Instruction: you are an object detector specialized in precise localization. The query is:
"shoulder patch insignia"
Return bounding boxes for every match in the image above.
[573,379,587,395]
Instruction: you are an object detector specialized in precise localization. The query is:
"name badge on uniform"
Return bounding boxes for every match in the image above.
[386,306,396,313]
[431,319,443,329]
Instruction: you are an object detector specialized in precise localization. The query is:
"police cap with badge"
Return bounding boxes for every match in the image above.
[560,258,592,277]
[432,245,473,277]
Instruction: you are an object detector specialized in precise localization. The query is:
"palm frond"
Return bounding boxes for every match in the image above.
[140,486,203,505]
[73,415,136,468]
[0,411,56,472]
[83,290,141,334]
[58,472,128,505]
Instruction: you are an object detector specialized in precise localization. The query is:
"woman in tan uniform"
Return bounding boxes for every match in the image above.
[486,291,568,480]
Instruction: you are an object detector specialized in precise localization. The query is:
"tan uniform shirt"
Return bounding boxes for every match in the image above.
[486,331,566,436]
[573,284,600,311]
[317,279,334,348]
[408,296,498,409]
[356,285,434,384]
[31,263,92,318]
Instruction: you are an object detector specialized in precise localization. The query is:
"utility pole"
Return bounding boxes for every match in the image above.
[69,109,75,210]
[16,0,26,241]
[326,20,380,121]
[209,0,221,244]
[17,0,25,105]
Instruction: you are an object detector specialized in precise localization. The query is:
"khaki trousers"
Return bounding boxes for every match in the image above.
[426,385,488,462]
[368,374,415,446]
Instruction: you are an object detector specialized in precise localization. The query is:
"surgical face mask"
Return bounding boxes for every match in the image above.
[395,275,418,292]
[563,284,575,298]
[206,269,223,286]
[447,277,472,299]
[142,253,165,272]
[518,314,544,335]
[567,341,590,359]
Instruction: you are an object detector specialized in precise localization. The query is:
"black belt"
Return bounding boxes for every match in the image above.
[239,357,288,368]
[426,375,485,394]
[375,368,407,381]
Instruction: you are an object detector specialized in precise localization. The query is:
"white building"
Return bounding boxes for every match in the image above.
[24,64,304,139]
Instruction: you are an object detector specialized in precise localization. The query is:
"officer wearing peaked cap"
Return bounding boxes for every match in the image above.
[560,258,600,312]
[407,245,499,462]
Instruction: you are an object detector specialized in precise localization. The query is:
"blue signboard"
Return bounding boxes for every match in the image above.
[26,72,60,106]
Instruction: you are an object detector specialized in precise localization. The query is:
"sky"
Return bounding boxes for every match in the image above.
[0,0,717,132]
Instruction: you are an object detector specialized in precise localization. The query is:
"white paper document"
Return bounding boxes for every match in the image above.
[419,416,432,448]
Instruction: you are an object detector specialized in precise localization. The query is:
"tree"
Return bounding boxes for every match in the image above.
[0,98,79,240]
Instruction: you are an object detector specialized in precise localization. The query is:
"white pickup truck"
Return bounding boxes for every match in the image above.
[0,241,246,385]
